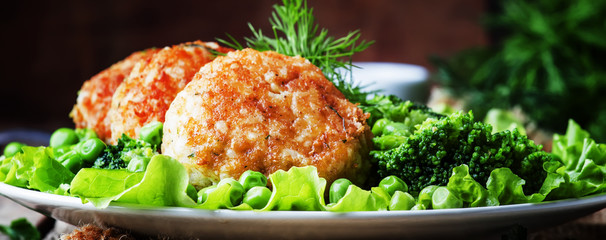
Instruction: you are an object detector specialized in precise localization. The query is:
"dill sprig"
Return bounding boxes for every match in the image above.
[219,0,374,103]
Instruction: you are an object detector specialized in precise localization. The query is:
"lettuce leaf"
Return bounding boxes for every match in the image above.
[197,179,247,210]
[70,168,144,207]
[261,166,326,211]
[325,185,390,212]
[486,168,546,205]
[1,147,74,194]
[483,108,526,135]
[547,120,606,199]
[118,155,195,207]
[0,156,11,182]
[70,155,195,208]
[0,156,25,188]
[446,165,498,207]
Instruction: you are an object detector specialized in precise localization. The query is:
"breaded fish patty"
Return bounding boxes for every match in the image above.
[162,48,373,188]
[108,41,231,142]
[70,49,158,142]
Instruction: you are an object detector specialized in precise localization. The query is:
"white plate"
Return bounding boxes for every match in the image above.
[1,182,606,239]
[348,62,430,102]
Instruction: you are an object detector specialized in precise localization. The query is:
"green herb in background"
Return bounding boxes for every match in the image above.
[431,0,606,142]
[219,0,374,103]
[0,218,40,240]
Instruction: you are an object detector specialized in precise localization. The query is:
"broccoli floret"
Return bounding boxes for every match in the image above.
[360,95,443,126]
[92,134,156,171]
[372,111,552,194]
[365,95,444,151]
[92,151,126,170]
[361,95,444,186]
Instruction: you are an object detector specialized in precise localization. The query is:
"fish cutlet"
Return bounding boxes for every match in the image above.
[108,41,231,143]
[70,49,159,142]
[162,48,373,188]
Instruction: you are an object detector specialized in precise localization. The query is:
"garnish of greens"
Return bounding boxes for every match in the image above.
[430,0,606,142]
[0,218,40,240]
[2,0,606,214]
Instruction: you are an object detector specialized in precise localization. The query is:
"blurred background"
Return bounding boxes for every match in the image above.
[0,0,488,136]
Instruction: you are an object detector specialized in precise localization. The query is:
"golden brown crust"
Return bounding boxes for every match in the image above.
[108,41,232,143]
[163,48,372,188]
[70,49,159,142]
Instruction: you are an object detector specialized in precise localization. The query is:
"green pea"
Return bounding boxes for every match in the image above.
[52,145,72,158]
[239,170,267,191]
[418,185,439,209]
[389,191,416,211]
[242,186,272,209]
[431,187,463,209]
[50,128,79,148]
[139,121,163,147]
[379,175,408,197]
[410,203,426,210]
[329,178,352,204]
[373,135,408,150]
[382,122,409,136]
[126,155,151,172]
[186,184,198,201]
[75,128,98,142]
[3,142,25,157]
[197,185,217,204]
[77,138,106,163]
[219,178,245,206]
[59,151,83,174]
[371,118,391,136]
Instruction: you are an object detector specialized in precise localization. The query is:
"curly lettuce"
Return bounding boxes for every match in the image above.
[543,120,606,199]
[1,146,73,195]
[70,155,195,208]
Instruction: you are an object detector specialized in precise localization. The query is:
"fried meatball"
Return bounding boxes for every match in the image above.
[108,41,231,143]
[162,48,372,188]
[70,49,159,142]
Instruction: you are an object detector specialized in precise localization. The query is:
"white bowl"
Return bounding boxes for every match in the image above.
[348,62,429,103]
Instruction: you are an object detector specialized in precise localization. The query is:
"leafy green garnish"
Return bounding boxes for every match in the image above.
[70,168,144,207]
[446,165,497,208]
[544,120,606,199]
[197,179,249,210]
[325,185,390,212]
[118,155,195,207]
[431,0,606,142]
[262,166,326,211]
[486,167,546,205]
[0,218,40,240]
[71,155,195,208]
[219,0,373,102]
[1,147,73,195]
[483,108,526,134]
[92,134,155,171]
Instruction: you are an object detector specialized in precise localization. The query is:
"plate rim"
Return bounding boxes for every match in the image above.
[4,181,606,239]
[2,181,606,219]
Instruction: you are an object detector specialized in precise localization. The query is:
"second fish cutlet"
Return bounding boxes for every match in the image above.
[108,41,232,143]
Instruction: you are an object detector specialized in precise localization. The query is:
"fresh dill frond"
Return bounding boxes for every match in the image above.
[218,0,374,102]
